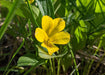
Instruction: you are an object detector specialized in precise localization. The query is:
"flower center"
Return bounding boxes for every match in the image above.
[44,39,52,47]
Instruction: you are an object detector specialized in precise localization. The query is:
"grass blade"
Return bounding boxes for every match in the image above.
[3,38,25,75]
[68,43,79,75]
[0,0,21,40]
[26,0,39,27]
[36,0,54,18]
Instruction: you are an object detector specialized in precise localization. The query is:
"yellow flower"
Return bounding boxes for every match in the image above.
[25,0,34,4]
[35,16,70,55]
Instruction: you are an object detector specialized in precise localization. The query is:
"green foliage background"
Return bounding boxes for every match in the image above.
[0,0,105,75]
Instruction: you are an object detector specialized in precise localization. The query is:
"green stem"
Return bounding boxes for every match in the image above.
[6,66,16,75]
[28,19,33,41]
[62,64,66,75]
[65,0,69,17]
[68,43,79,75]
[70,63,81,75]
[26,0,39,27]
[0,0,21,40]
[53,58,56,75]
[91,51,105,75]
[87,38,102,75]
[4,38,25,75]
[57,58,61,75]
[49,59,53,75]
[28,19,32,36]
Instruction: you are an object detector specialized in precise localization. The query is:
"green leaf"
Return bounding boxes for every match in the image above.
[79,20,87,32]
[17,53,44,66]
[36,45,68,59]
[54,0,66,17]
[0,0,25,18]
[0,0,39,19]
[29,5,39,26]
[76,0,95,12]
[74,20,87,42]
[71,35,87,51]
[76,0,92,7]
[95,0,105,13]
[76,0,95,20]
[90,13,105,31]
[87,26,105,46]
[31,5,39,19]
[72,20,87,51]
[36,0,54,18]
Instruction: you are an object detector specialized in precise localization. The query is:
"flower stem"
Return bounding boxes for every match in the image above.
[62,64,66,75]
[4,38,25,75]
[49,59,53,75]
[57,58,61,75]
[68,43,79,75]
[26,0,39,27]
[53,58,56,75]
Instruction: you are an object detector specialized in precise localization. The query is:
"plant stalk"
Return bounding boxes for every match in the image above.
[57,58,61,75]
[68,43,79,75]
[49,59,53,75]
[87,38,102,75]
[26,0,39,27]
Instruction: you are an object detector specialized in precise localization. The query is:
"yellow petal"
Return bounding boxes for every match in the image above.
[49,18,65,36]
[41,42,59,55]
[49,31,70,44]
[53,18,65,31]
[35,28,48,42]
[29,0,34,4]
[25,0,34,4]
[42,16,54,35]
